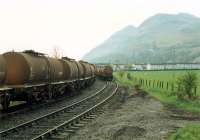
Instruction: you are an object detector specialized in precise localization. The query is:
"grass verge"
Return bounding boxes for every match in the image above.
[169,124,200,140]
[114,71,200,112]
[114,71,200,140]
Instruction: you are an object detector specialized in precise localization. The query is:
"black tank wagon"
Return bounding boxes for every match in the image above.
[0,55,6,84]
[95,65,113,81]
[0,50,96,110]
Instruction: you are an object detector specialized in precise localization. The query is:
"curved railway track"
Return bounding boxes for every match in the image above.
[0,80,104,131]
[0,87,95,120]
[0,80,104,118]
[0,81,118,140]
[0,96,71,119]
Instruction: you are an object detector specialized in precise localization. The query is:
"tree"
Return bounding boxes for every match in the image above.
[118,71,124,78]
[127,72,132,80]
[176,72,198,100]
[52,46,62,59]
[125,64,133,70]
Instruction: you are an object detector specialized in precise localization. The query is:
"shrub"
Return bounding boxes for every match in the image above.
[127,73,132,80]
[118,71,125,78]
[134,84,141,91]
[170,124,200,140]
[176,72,198,100]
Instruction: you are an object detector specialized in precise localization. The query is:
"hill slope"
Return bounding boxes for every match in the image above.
[83,13,200,64]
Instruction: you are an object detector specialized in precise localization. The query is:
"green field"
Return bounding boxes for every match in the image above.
[114,70,200,140]
[114,70,200,95]
[115,70,200,84]
[114,70,200,111]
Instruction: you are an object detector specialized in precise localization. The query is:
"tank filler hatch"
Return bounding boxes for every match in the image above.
[62,57,75,61]
[79,60,88,63]
[23,50,46,56]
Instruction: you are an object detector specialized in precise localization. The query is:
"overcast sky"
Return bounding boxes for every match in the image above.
[0,0,200,59]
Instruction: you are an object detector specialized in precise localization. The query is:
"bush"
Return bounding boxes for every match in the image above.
[118,71,125,78]
[134,84,141,91]
[176,72,198,100]
[170,124,200,140]
[127,73,132,80]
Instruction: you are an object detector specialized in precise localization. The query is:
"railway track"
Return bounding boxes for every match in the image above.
[0,96,70,119]
[0,81,118,140]
[0,81,102,119]
[0,80,104,131]
[0,87,91,120]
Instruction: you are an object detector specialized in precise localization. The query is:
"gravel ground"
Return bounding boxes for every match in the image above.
[70,87,200,140]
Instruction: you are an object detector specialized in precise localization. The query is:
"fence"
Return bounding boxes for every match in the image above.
[133,78,198,95]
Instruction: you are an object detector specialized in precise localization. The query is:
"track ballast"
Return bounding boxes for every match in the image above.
[0,81,118,140]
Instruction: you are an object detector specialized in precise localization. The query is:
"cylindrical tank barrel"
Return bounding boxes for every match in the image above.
[69,61,79,80]
[87,63,93,77]
[0,55,6,84]
[47,57,65,82]
[61,58,79,81]
[79,61,92,78]
[104,65,113,77]
[75,61,84,79]
[3,51,49,85]
[90,64,95,76]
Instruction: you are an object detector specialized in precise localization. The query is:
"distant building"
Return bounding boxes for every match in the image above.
[146,64,151,70]
[99,63,200,71]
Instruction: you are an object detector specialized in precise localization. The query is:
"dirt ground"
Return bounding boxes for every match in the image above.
[70,87,200,140]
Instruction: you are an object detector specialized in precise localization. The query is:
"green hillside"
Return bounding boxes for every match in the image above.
[83,13,200,64]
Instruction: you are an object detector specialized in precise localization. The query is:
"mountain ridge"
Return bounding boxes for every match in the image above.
[83,13,200,64]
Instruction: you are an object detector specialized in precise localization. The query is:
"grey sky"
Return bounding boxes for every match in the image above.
[0,0,200,59]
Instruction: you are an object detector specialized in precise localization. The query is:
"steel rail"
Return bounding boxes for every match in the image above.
[0,82,108,137]
[32,82,118,140]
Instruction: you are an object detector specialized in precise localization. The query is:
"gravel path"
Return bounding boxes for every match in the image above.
[70,87,200,140]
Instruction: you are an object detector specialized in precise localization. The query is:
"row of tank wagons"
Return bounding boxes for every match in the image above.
[0,50,96,110]
[95,65,113,81]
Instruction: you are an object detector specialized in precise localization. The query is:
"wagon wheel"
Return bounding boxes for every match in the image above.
[47,86,53,99]
[27,93,39,105]
[1,94,10,110]
[40,92,48,102]
[48,91,53,99]
[59,86,66,96]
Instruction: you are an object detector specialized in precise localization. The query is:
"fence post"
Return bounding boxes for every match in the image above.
[149,80,151,87]
[194,86,197,96]
[178,84,180,91]
[146,80,148,87]
[153,80,155,88]
[141,79,144,86]
[166,82,168,90]
[171,83,174,91]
